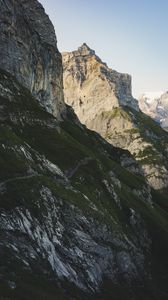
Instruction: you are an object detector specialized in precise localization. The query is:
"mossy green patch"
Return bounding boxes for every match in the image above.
[0,126,28,180]
[101,107,132,122]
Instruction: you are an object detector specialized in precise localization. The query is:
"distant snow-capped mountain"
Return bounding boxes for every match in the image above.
[138,91,168,131]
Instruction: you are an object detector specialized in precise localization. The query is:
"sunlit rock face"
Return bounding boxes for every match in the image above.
[0,0,66,118]
[62,43,139,127]
[62,45,168,190]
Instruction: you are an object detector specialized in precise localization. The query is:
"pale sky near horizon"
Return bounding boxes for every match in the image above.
[40,0,168,98]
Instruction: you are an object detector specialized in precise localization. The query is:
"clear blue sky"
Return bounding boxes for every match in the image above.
[40,0,168,97]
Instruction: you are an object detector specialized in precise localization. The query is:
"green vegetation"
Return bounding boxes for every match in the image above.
[0,126,28,179]
[0,69,168,300]
[101,107,132,122]
[126,106,168,153]
[125,128,140,134]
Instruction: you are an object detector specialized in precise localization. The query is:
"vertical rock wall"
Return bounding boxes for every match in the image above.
[0,0,66,118]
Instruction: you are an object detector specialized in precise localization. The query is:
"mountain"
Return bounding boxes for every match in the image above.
[139,92,168,131]
[62,43,139,119]
[0,0,65,119]
[1,1,168,300]
[63,44,168,190]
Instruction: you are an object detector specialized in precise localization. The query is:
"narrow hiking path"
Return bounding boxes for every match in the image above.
[0,174,41,192]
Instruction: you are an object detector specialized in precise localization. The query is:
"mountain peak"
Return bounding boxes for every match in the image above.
[77,43,95,55]
[63,45,139,113]
[79,42,91,50]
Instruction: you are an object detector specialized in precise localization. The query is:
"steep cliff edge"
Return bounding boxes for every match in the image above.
[62,43,139,126]
[63,45,168,190]
[0,0,66,118]
[1,2,168,300]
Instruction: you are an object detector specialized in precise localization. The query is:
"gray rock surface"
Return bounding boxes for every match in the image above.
[0,69,154,299]
[0,0,66,118]
[0,187,150,292]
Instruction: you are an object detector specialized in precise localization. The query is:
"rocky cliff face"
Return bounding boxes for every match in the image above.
[63,43,139,127]
[0,68,154,300]
[63,45,168,190]
[0,0,66,118]
[1,67,168,300]
[1,2,168,300]
[139,91,168,131]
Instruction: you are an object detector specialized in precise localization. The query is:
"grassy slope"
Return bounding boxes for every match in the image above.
[104,106,168,164]
[0,69,168,299]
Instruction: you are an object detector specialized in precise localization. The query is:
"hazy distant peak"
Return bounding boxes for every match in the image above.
[139,91,165,102]
[139,91,168,131]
